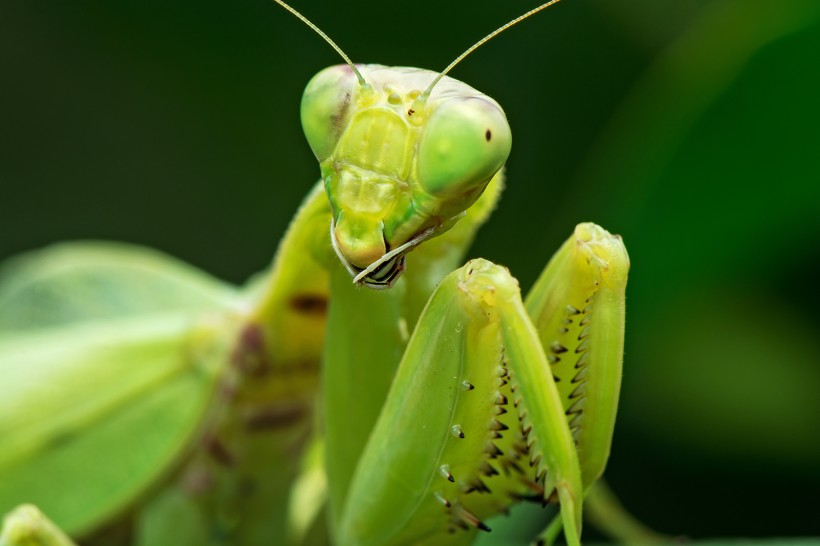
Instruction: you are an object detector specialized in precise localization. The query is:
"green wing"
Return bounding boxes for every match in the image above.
[0,242,234,332]
[0,243,236,537]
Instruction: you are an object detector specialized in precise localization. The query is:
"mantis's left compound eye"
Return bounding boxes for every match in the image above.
[417,97,511,198]
[300,65,359,162]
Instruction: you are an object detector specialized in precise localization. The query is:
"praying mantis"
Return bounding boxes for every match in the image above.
[0,1,648,545]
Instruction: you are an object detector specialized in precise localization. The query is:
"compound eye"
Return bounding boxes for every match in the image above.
[300,65,360,162]
[417,97,512,198]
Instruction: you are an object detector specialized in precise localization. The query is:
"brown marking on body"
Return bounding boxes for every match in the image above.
[289,293,329,315]
[182,466,214,495]
[231,323,271,377]
[244,402,309,431]
[204,434,236,467]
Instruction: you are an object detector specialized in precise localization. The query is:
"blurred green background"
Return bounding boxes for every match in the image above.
[2,0,819,541]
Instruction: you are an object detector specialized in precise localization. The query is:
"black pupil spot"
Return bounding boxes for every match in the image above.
[485,129,492,141]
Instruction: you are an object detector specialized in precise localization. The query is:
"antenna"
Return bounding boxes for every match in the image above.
[273,0,368,87]
[421,0,563,100]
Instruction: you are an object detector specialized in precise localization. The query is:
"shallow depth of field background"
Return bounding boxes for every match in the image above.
[2,0,819,541]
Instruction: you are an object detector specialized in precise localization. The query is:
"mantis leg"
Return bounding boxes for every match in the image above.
[0,505,78,546]
[533,481,669,546]
[524,223,631,545]
[335,222,631,546]
[524,223,630,491]
[335,258,583,546]
[585,480,670,545]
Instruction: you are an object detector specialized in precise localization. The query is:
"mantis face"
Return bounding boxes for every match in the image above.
[301,64,512,287]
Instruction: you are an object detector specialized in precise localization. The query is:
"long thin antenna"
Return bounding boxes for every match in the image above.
[421,0,563,100]
[273,0,367,87]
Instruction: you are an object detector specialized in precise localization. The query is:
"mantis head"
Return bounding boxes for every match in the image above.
[301,64,511,288]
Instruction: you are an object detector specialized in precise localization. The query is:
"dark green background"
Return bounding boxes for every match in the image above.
[2,0,819,541]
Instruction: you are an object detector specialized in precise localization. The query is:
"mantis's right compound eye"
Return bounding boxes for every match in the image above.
[417,97,511,198]
[300,65,359,162]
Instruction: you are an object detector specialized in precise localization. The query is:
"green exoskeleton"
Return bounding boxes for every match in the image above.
[0,1,653,545]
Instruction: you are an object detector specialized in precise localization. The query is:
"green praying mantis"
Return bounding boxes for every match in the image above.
[0,1,655,545]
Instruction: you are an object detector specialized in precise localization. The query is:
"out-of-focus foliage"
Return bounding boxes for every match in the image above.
[1,0,818,541]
